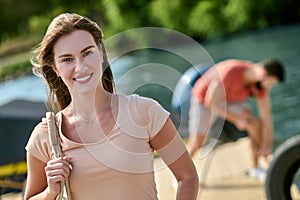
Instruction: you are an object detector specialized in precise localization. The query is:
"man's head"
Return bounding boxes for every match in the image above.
[261,58,285,82]
[258,59,285,90]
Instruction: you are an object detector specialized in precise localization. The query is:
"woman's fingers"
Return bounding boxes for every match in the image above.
[46,167,70,179]
[43,157,72,197]
[45,157,72,181]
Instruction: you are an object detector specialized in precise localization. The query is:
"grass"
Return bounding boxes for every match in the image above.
[0,36,38,57]
[0,36,38,82]
[0,60,32,82]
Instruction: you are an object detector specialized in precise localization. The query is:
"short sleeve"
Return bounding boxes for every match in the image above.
[25,118,52,163]
[130,95,170,138]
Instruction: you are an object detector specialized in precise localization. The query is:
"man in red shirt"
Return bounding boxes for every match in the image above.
[187,59,285,180]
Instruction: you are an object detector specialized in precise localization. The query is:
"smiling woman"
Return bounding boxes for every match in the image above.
[24,13,199,200]
[53,30,103,95]
[30,14,115,113]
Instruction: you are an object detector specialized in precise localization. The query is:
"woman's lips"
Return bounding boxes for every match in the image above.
[73,72,93,83]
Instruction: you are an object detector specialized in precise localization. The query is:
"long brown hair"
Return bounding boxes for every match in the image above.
[31,13,115,112]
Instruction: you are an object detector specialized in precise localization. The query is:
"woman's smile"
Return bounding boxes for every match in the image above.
[53,30,104,94]
[73,72,94,83]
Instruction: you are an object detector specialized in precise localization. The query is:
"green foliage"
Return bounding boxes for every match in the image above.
[188,1,228,38]
[28,15,52,37]
[0,60,32,82]
[223,0,270,32]
[150,0,199,35]
[0,0,299,81]
[149,0,300,39]
[1,0,300,44]
[188,0,272,38]
[223,0,253,32]
[150,0,183,30]
[101,0,154,36]
[0,0,54,41]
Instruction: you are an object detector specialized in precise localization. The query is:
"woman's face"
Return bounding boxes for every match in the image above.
[53,30,103,95]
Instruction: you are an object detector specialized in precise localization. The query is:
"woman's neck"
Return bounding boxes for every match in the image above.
[70,86,110,119]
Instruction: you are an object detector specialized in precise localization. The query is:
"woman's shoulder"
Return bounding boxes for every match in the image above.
[117,93,160,108]
[25,115,52,162]
[33,116,48,130]
[30,117,49,139]
[117,94,157,103]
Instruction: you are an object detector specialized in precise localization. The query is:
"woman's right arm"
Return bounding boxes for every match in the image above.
[24,153,71,200]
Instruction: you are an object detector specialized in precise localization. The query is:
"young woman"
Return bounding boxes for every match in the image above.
[24,13,199,199]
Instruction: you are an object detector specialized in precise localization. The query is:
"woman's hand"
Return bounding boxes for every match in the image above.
[45,156,72,198]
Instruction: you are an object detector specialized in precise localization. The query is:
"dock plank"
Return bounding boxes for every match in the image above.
[155,138,267,200]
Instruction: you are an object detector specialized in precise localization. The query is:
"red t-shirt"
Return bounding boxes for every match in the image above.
[192,59,266,103]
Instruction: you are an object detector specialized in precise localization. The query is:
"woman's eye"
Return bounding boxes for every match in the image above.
[83,51,93,57]
[61,57,73,63]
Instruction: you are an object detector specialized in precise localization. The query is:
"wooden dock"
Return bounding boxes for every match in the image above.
[155,138,268,200]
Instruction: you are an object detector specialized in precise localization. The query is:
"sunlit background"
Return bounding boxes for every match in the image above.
[0,0,300,199]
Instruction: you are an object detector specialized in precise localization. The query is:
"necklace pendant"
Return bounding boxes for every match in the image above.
[78,117,95,125]
[81,118,94,125]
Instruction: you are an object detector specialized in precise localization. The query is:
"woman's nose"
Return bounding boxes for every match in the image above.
[74,57,84,71]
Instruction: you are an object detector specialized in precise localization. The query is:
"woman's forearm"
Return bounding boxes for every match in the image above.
[176,175,199,200]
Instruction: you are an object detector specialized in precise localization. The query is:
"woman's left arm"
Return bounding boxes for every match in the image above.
[150,118,199,200]
[257,92,274,156]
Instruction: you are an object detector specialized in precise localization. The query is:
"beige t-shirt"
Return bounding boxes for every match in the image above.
[26,94,170,199]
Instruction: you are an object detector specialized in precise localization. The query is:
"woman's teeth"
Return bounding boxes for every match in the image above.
[73,73,92,82]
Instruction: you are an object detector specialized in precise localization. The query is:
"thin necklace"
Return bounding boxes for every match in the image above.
[74,94,111,125]
[79,116,96,125]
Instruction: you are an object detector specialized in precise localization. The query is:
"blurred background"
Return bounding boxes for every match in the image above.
[0,0,300,198]
[1,0,299,148]
[1,0,300,81]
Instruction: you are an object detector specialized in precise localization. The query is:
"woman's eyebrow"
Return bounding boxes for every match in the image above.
[80,45,95,53]
[57,45,96,58]
[58,53,72,59]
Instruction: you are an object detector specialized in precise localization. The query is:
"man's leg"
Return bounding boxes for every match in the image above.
[227,103,266,179]
[227,104,262,168]
[187,96,211,157]
[246,118,262,168]
[245,118,267,180]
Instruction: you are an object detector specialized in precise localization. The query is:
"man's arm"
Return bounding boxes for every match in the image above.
[203,81,239,124]
[256,93,274,156]
[204,81,256,131]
